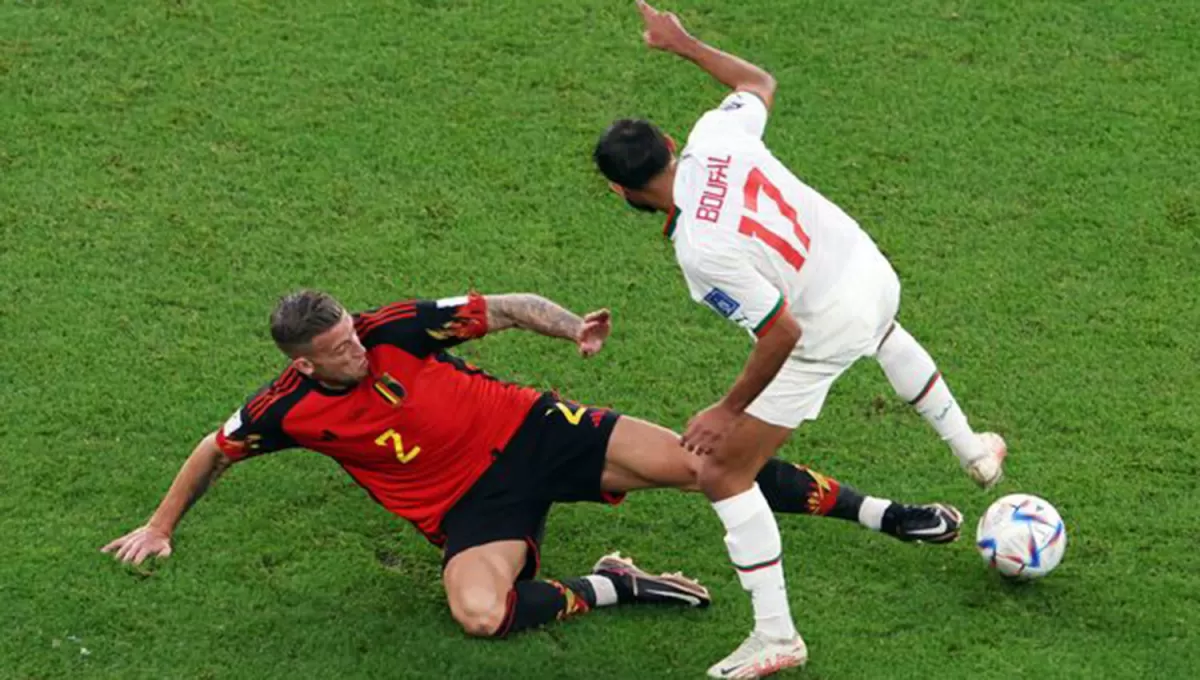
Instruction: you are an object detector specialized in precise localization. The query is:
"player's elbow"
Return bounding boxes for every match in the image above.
[197,432,233,467]
[739,71,776,111]
[755,73,777,110]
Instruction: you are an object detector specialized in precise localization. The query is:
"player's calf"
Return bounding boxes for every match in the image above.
[755,458,890,529]
[478,579,596,638]
[453,568,705,639]
[754,458,963,544]
[875,323,1008,488]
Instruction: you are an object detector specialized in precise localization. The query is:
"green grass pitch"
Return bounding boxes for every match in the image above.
[2,1,1197,677]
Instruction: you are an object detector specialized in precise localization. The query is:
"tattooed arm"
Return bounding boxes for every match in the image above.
[484,294,611,357]
[101,433,232,565]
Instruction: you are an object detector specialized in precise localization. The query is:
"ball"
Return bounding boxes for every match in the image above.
[976,493,1066,580]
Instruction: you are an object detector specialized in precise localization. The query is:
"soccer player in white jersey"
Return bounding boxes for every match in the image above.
[592,2,1008,677]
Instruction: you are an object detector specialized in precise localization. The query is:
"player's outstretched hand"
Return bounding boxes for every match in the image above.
[635,0,694,54]
[101,525,173,565]
[682,401,738,456]
[578,309,611,358]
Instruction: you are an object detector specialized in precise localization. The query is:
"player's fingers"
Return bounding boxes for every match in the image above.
[115,540,138,563]
[636,0,656,18]
[100,537,124,553]
[685,428,712,455]
[132,545,154,566]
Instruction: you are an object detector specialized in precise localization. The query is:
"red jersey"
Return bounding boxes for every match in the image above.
[214,293,542,543]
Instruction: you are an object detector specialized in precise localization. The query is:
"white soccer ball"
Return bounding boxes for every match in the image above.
[976,494,1066,580]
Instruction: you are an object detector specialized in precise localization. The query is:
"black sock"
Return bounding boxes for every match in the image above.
[490,579,594,638]
[755,458,865,523]
[880,503,905,537]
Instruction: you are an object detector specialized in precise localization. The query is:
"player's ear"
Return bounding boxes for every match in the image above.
[665,134,677,153]
[292,356,315,377]
[608,181,627,198]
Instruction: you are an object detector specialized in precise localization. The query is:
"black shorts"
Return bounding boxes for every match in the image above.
[440,393,624,581]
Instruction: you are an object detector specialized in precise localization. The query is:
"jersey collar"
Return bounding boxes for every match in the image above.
[662,205,681,240]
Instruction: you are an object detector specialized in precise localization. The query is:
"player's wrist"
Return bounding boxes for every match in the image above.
[673,35,704,60]
[146,518,175,538]
[717,396,747,415]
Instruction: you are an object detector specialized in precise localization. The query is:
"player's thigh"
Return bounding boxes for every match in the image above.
[600,416,699,493]
[443,540,528,636]
[745,355,848,429]
[842,249,902,356]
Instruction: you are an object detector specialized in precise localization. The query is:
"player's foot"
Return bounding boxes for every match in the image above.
[706,631,808,678]
[591,552,711,608]
[884,503,963,544]
[964,432,1008,489]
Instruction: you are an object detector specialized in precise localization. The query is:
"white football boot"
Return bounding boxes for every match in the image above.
[964,432,1008,489]
[707,630,808,678]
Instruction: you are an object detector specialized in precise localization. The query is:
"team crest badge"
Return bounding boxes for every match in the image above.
[373,373,406,407]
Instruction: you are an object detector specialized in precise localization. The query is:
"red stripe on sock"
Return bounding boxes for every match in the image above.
[909,371,942,406]
[493,588,518,638]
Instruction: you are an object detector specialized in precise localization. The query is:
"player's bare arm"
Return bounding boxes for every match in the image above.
[636,0,777,109]
[101,433,231,565]
[682,313,801,456]
[484,293,612,357]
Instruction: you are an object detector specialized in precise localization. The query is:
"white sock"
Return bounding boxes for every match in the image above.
[858,496,892,531]
[876,324,984,465]
[583,575,619,607]
[712,484,798,641]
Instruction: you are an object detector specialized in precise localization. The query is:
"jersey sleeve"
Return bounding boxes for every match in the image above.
[213,390,297,462]
[355,292,489,357]
[687,91,770,144]
[680,250,787,339]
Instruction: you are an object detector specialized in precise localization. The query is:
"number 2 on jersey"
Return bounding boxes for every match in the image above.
[738,167,811,270]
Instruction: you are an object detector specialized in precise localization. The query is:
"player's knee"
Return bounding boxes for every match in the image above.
[696,455,761,499]
[450,587,511,638]
[673,451,702,491]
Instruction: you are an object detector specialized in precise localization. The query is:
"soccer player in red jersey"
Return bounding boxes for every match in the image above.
[104,290,961,640]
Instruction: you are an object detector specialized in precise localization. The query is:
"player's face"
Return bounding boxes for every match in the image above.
[608,183,660,214]
[297,314,370,387]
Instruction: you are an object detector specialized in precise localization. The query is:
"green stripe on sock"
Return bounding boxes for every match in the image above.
[733,554,782,573]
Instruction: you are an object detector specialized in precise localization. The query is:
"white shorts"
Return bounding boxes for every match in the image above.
[745,248,900,429]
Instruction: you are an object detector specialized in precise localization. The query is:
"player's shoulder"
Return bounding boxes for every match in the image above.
[674,223,743,274]
[238,365,312,426]
[354,299,421,337]
[687,92,770,145]
[354,297,444,352]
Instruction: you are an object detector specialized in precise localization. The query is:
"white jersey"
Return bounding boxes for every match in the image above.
[667,91,896,354]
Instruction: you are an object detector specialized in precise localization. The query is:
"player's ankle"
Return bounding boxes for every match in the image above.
[580,574,622,607]
[858,496,892,531]
[754,615,799,642]
[949,430,985,465]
